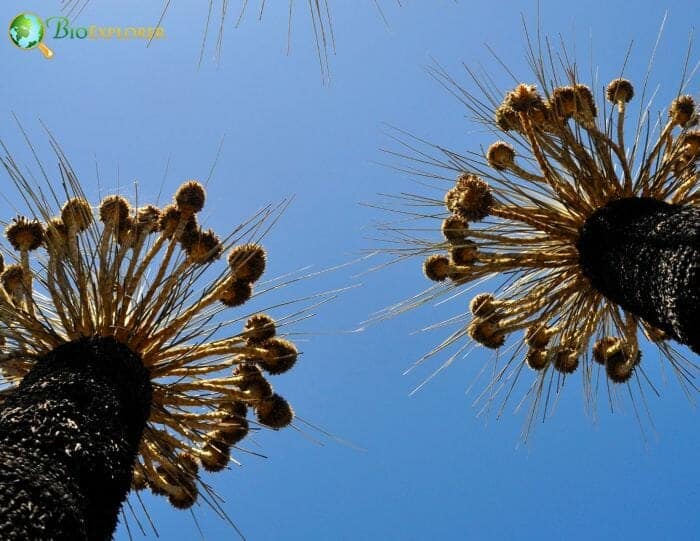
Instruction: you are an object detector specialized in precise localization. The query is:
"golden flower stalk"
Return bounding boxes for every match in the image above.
[377,36,699,436]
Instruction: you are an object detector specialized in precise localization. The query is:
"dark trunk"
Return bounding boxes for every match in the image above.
[578,197,700,354]
[0,336,151,541]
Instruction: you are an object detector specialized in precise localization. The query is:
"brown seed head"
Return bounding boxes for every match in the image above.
[0,264,25,297]
[158,460,198,509]
[44,218,67,248]
[592,336,622,365]
[228,243,267,282]
[5,217,45,252]
[186,229,223,265]
[469,293,496,317]
[530,103,553,128]
[175,180,206,215]
[525,348,549,371]
[450,241,478,266]
[549,86,577,119]
[221,400,248,419]
[243,314,276,344]
[61,197,93,232]
[605,78,634,104]
[217,419,249,446]
[148,480,168,497]
[673,153,694,179]
[234,364,273,400]
[495,103,521,131]
[255,393,294,429]
[423,255,451,282]
[553,348,579,374]
[445,174,493,222]
[219,279,253,307]
[447,267,473,284]
[260,338,298,375]
[158,204,182,238]
[468,317,505,349]
[116,215,135,246]
[573,84,597,123]
[234,361,264,379]
[168,487,198,510]
[200,438,231,472]
[99,195,130,228]
[135,204,162,234]
[0,253,4,273]
[681,131,700,160]
[177,216,201,250]
[525,324,555,349]
[505,84,543,113]
[441,215,469,243]
[669,95,696,127]
[606,350,641,384]
[487,141,516,171]
[176,452,199,476]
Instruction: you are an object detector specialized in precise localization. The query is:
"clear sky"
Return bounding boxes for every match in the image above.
[1,1,699,540]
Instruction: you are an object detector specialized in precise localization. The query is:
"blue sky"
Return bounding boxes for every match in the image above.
[1,1,699,539]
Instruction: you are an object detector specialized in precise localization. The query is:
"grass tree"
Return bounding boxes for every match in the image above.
[379,36,699,436]
[0,144,301,539]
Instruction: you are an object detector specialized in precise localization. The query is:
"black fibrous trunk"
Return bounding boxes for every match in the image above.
[0,336,152,540]
[578,197,700,354]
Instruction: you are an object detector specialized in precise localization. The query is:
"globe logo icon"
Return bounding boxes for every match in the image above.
[8,13,54,59]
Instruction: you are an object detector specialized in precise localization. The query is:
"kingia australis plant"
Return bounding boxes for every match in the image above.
[378,31,699,436]
[0,139,306,539]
